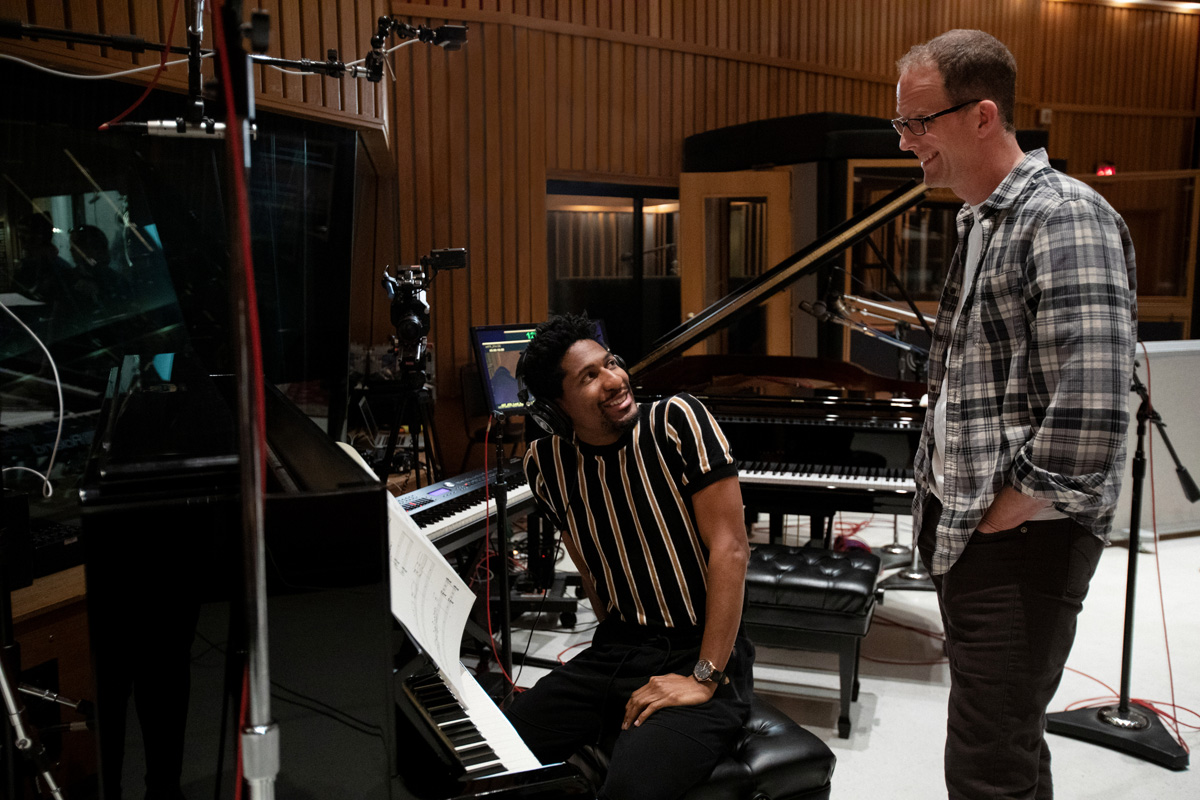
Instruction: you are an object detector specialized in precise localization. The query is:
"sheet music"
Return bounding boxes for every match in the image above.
[386,493,474,696]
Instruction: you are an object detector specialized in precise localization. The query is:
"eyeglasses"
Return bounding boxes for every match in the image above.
[891,100,981,136]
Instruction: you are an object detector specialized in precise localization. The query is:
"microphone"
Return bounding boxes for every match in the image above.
[798,300,834,322]
[102,120,258,139]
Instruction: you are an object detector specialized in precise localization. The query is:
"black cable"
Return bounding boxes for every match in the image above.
[509,542,557,703]
[192,631,382,736]
[269,691,382,738]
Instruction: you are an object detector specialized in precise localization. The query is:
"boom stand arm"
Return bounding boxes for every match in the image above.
[1044,370,1193,770]
[0,640,64,799]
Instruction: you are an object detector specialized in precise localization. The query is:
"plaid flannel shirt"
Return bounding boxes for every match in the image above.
[913,148,1138,575]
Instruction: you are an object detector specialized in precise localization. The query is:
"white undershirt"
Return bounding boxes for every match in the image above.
[930,204,1065,521]
[931,203,985,502]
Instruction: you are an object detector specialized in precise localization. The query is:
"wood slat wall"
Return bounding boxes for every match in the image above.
[0,0,390,125]
[4,1,1197,405]
[383,0,1199,396]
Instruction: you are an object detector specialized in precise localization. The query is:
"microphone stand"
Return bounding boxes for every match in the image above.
[1045,368,1194,769]
[489,415,515,683]
[796,298,935,590]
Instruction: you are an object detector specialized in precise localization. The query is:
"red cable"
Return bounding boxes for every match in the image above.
[1141,343,1188,752]
[873,613,945,641]
[1063,665,1120,699]
[98,0,183,129]
[557,640,592,664]
[209,1,268,487]
[1049,344,1191,755]
[210,4,269,796]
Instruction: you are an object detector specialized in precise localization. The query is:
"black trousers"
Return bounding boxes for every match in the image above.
[918,497,1104,800]
[505,618,754,800]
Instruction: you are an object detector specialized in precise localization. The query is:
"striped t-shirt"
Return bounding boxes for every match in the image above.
[522,393,738,630]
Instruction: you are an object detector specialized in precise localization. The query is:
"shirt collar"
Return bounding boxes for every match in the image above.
[978,147,1050,216]
[955,147,1050,232]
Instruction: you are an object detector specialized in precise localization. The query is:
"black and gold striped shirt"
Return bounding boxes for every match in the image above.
[523,393,737,629]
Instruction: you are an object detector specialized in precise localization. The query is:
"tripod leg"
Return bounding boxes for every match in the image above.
[382,392,413,481]
[417,388,444,483]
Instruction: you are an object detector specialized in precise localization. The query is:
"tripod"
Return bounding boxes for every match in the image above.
[380,365,444,486]
[1044,369,1195,769]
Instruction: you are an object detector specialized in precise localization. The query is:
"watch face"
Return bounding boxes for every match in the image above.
[694,660,714,681]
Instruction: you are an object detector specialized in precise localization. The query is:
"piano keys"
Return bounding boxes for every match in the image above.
[386,475,594,799]
[629,183,931,536]
[391,661,591,799]
[740,461,916,494]
[395,460,534,553]
[404,671,542,777]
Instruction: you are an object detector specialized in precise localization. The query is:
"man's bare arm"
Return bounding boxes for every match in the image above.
[623,475,748,729]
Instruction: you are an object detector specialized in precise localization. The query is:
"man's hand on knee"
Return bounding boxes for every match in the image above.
[622,674,717,730]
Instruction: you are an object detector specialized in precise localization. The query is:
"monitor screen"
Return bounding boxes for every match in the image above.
[470,321,607,415]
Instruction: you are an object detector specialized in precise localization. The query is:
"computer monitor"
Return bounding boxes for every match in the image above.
[469,321,608,415]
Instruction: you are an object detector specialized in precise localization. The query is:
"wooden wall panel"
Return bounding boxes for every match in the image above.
[381,0,1199,409]
[0,0,389,127]
[4,0,1198,408]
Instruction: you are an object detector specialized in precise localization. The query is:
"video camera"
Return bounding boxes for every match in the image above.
[380,248,467,388]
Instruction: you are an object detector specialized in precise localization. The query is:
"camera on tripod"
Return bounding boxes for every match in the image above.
[381,248,467,390]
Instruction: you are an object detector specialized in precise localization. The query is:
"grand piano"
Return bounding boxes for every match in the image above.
[630,181,930,543]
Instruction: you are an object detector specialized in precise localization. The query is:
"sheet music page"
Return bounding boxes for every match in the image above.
[386,494,474,695]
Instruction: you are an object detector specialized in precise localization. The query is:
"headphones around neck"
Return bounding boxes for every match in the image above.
[516,343,626,440]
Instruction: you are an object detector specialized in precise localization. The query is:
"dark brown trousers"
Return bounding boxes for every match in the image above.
[919,497,1104,800]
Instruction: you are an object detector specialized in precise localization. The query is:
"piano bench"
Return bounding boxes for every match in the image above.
[743,544,881,739]
[573,694,835,800]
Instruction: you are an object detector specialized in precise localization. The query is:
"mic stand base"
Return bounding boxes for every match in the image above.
[1045,370,1192,772]
[878,542,934,591]
[1045,706,1188,770]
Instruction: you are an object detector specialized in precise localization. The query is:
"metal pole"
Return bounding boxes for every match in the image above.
[212,1,278,796]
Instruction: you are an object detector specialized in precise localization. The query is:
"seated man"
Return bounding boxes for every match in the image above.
[507,313,754,800]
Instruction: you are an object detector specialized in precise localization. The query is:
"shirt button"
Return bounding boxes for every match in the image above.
[1019,526,1028,533]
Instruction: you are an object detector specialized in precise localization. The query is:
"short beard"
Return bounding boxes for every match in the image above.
[600,381,639,437]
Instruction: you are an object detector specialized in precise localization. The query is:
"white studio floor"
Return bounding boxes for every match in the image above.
[506,512,1200,800]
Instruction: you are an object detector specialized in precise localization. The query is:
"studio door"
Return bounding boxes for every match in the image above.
[677,168,795,356]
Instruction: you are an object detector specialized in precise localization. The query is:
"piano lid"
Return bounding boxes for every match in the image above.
[628,180,928,380]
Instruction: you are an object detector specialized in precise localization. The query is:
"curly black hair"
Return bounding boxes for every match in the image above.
[520,312,600,402]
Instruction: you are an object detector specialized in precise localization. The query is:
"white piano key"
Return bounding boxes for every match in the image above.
[450,672,543,774]
[421,484,533,542]
[739,467,915,493]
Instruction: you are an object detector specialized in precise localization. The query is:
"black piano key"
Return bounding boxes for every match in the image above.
[432,708,469,725]
[466,762,507,778]
[460,748,503,767]
[450,730,487,749]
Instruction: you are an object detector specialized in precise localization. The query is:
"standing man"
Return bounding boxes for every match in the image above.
[507,313,754,800]
[895,30,1137,799]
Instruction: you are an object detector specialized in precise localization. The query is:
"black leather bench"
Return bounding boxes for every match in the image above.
[574,694,835,799]
[743,545,881,738]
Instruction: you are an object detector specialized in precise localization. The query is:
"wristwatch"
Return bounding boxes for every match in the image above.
[692,658,727,685]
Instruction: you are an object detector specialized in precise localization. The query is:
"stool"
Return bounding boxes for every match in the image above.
[574,694,835,800]
[743,544,881,739]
